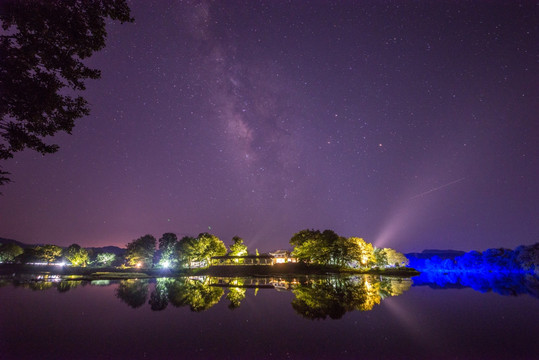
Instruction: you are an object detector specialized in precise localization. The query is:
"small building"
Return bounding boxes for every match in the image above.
[268,250,297,265]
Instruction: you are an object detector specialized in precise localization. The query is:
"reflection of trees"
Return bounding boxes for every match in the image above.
[22,281,54,291]
[412,272,539,298]
[57,280,82,293]
[149,278,173,311]
[225,278,246,309]
[115,279,149,308]
[291,276,411,320]
[168,278,224,312]
[9,277,85,292]
[226,287,246,309]
[379,277,412,298]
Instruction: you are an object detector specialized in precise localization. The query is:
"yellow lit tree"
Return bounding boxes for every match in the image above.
[64,244,89,267]
[346,237,375,268]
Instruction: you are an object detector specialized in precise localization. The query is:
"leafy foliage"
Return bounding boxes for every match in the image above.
[229,236,248,257]
[417,271,539,298]
[346,237,375,267]
[148,278,172,311]
[95,252,116,267]
[158,232,178,267]
[0,242,23,262]
[374,247,409,268]
[291,276,411,320]
[64,243,89,267]
[407,243,539,275]
[35,244,62,264]
[290,229,404,269]
[168,278,224,312]
[115,279,149,308]
[0,0,133,182]
[125,234,156,268]
[176,233,227,268]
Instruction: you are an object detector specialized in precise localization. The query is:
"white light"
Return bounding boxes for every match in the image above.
[163,261,170,268]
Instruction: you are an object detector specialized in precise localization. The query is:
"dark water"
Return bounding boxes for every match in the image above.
[1,274,538,360]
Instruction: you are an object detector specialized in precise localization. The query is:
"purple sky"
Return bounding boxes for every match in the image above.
[1,1,537,253]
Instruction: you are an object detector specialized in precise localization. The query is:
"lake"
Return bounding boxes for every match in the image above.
[1,274,538,359]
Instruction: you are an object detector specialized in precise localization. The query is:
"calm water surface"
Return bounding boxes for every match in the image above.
[1,274,538,359]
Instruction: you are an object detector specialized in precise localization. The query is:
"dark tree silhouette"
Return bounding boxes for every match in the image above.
[0,0,133,186]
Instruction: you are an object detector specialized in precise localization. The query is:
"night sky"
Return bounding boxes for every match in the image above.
[1,1,537,253]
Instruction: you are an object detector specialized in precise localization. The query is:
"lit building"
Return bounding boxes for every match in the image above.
[269,250,297,264]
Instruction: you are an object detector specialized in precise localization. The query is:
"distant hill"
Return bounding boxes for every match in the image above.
[0,237,33,248]
[0,238,125,256]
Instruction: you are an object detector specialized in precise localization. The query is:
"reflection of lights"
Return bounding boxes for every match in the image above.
[365,279,372,291]
[28,262,68,266]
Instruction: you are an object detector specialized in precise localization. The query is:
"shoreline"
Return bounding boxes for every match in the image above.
[0,263,420,280]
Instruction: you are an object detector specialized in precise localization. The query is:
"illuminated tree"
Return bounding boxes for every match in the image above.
[384,248,409,267]
[374,247,388,267]
[229,236,248,257]
[346,237,375,268]
[125,234,156,268]
[0,0,133,184]
[176,236,198,268]
[291,229,332,265]
[158,232,178,268]
[290,229,322,263]
[200,233,227,262]
[176,233,227,268]
[35,244,62,264]
[96,252,116,267]
[291,238,321,263]
[64,243,89,267]
[0,243,23,262]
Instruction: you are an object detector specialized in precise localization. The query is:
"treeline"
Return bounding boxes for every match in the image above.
[406,243,539,275]
[0,229,409,270]
[0,232,245,269]
[289,229,408,269]
[0,242,122,267]
[123,232,237,269]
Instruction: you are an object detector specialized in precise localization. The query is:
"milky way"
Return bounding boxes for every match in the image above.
[1,1,537,252]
